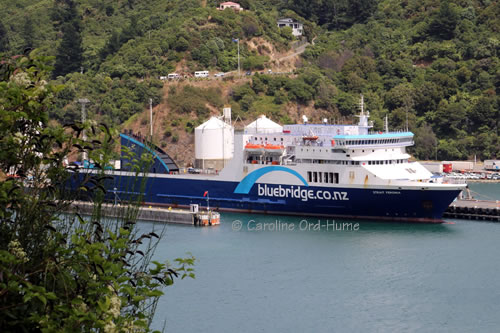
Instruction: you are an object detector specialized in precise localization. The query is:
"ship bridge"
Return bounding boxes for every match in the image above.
[332,132,414,148]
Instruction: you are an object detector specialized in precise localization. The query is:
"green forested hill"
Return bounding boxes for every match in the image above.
[1,0,498,160]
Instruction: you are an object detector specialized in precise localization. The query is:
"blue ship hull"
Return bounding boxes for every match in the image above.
[97,173,461,223]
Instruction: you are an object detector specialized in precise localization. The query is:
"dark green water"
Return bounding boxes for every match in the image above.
[146,183,500,332]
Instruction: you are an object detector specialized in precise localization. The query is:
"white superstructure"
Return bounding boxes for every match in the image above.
[219,97,440,189]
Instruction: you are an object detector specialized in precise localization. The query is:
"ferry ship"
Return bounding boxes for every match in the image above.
[78,98,465,223]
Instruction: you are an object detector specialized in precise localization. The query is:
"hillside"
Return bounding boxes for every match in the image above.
[1,0,498,162]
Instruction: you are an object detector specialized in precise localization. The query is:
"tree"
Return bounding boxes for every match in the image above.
[53,0,83,77]
[0,21,9,53]
[0,53,194,331]
[428,0,458,40]
[21,16,35,49]
[412,122,438,160]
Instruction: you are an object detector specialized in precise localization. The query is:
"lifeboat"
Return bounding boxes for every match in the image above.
[302,135,318,141]
[264,144,285,154]
[245,143,264,153]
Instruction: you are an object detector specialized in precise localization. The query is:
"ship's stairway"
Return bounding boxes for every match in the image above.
[120,133,179,173]
[155,150,179,172]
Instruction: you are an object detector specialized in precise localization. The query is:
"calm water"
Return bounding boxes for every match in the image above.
[144,183,500,333]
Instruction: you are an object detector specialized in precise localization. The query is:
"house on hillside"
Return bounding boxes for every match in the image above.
[217,2,244,11]
[277,18,303,37]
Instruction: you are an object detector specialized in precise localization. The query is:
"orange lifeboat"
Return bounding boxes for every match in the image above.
[245,143,264,153]
[302,135,318,141]
[264,144,285,154]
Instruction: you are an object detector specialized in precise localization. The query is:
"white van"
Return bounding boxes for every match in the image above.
[194,71,209,78]
[168,73,180,79]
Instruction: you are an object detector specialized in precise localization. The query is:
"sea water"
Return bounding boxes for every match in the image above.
[144,183,500,332]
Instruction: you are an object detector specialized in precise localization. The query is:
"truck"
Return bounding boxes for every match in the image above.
[484,160,500,171]
[194,71,209,78]
[443,161,474,171]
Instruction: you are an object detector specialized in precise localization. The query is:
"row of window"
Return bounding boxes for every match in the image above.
[307,171,339,184]
[367,159,407,165]
[295,159,408,165]
[250,137,412,146]
[300,148,396,153]
[337,138,413,146]
[253,137,284,142]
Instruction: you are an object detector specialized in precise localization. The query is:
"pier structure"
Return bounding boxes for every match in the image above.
[445,199,500,222]
[68,201,220,226]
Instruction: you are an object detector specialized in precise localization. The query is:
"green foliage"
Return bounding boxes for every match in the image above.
[411,122,438,160]
[168,85,223,117]
[242,55,270,70]
[298,0,500,159]
[50,73,163,125]
[0,0,499,160]
[428,0,459,40]
[0,53,194,332]
[283,0,378,29]
[0,21,8,53]
[53,0,83,78]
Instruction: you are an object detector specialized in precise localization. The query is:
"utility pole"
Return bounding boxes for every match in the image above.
[78,98,90,162]
[406,109,409,132]
[237,39,240,78]
[232,38,241,77]
[149,98,153,138]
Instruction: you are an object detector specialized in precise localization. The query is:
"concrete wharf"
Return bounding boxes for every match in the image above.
[69,201,220,226]
[444,199,500,221]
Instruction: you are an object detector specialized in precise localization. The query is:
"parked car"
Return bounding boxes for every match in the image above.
[214,72,225,77]
[187,167,201,174]
[245,71,252,76]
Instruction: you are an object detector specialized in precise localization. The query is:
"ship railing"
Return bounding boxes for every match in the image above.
[442,177,467,184]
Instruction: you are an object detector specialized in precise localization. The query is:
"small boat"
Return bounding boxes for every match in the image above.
[264,144,285,154]
[197,211,220,226]
[302,135,318,141]
[244,143,264,152]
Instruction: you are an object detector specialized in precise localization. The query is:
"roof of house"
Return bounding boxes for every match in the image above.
[220,1,240,5]
[277,18,301,24]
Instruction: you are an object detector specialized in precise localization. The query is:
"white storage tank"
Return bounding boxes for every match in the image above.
[245,115,283,134]
[195,116,234,170]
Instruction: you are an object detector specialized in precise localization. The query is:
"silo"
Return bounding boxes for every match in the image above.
[194,117,234,171]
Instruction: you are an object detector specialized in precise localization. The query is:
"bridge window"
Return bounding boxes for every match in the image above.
[307,171,312,182]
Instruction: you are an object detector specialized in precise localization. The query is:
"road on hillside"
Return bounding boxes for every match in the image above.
[277,41,310,62]
[162,40,312,82]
